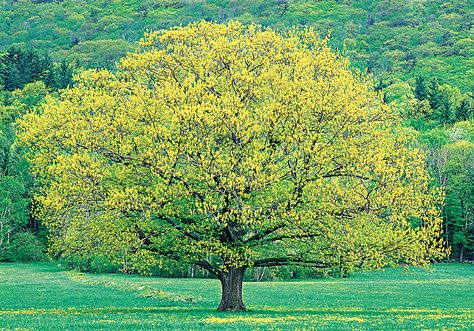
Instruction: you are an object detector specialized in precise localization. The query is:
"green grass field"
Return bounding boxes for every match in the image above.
[0,263,473,330]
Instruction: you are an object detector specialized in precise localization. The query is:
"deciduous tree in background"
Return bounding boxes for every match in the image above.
[19,21,446,311]
[421,122,474,262]
[0,82,47,262]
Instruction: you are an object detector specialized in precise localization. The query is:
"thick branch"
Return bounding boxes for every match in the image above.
[259,232,321,244]
[253,257,327,268]
[152,215,202,242]
[195,260,221,277]
[244,224,286,244]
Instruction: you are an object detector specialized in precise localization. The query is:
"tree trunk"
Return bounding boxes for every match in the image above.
[217,266,247,311]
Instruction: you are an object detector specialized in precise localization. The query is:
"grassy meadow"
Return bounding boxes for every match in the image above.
[0,263,472,330]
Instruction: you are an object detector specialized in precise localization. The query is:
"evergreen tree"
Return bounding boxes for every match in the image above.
[455,100,472,121]
[428,79,442,110]
[428,79,452,124]
[414,76,428,101]
[439,96,453,124]
[55,60,74,89]
[0,47,74,92]
[42,53,57,89]
[0,48,22,91]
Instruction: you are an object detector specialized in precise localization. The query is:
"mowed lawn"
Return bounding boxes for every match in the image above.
[0,263,473,330]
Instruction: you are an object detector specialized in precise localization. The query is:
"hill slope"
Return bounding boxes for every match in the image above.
[1,0,472,90]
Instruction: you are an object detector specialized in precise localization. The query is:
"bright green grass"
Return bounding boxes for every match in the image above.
[0,263,473,330]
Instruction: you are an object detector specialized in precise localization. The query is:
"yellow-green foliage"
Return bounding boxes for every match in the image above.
[19,21,446,275]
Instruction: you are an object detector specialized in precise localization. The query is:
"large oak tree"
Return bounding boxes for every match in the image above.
[19,21,446,311]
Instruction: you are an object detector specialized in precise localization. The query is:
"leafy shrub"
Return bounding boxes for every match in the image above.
[0,231,46,262]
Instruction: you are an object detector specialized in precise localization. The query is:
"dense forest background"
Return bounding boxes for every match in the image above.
[1,0,472,92]
[0,0,472,279]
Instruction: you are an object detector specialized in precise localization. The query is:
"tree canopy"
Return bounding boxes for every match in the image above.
[19,21,446,311]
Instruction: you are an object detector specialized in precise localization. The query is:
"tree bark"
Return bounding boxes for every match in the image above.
[217,266,247,311]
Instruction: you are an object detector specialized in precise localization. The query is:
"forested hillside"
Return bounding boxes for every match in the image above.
[1,0,472,91]
[0,0,473,272]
